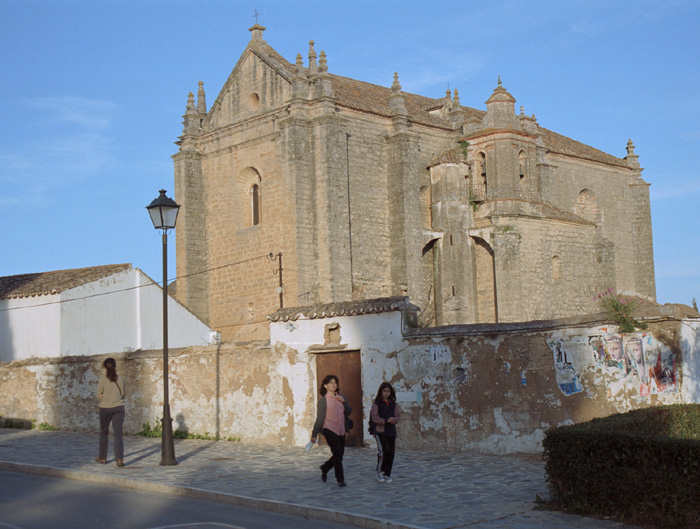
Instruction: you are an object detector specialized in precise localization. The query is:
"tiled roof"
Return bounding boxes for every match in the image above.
[540,127,627,167]
[331,75,470,130]
[486,199,596,226]
[248,41,627,167]
[0,264,132,300]
[428,148,468,167]
[269,296,417,322]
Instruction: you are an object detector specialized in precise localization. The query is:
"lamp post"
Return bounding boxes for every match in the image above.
[146,189,180,466]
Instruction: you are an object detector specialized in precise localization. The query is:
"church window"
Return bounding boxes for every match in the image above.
[518,150,528,180]
[471,152,487,201]
[251,184,261,225]
[249,93,260,111]
[552,255,561,281]
[575,189,600,224]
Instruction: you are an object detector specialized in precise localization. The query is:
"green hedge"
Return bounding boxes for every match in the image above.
[543,405,700,529]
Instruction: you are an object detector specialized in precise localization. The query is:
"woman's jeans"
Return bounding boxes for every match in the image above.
[99,406,125,460]
[321,428,345,482]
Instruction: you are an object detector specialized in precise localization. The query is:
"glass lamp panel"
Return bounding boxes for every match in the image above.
[161,206,179,229]
[148,207,164,229]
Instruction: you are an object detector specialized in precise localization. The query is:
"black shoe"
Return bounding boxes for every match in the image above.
[319,465,327,483]
[338,481,347,487]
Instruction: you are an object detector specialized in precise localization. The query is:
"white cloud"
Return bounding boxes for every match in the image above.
[25,96,118,129]
[651,179,700,200]
[0,97,118,208]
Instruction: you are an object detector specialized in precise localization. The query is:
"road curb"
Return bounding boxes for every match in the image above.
[0,461,424,529]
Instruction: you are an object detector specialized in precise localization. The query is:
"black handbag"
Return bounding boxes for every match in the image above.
[345,415,354,431]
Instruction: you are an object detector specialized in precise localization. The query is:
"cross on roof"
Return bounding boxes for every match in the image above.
[253,9,260,23]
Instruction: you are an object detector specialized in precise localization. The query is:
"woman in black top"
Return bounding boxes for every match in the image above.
[370,382,400,483]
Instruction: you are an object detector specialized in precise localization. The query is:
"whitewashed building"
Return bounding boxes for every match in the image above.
[0,263,216,362]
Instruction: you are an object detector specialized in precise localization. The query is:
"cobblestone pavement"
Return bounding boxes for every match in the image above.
[0,428,638,529]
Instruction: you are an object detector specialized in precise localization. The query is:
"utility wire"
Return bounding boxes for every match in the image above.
[0,253,274,313]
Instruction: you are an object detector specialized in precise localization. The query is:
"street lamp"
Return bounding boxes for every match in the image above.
[146,189,180,466]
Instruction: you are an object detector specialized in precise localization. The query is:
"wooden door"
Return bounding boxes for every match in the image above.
[315,350,363,447]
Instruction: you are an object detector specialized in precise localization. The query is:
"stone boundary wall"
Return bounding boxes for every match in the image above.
[0,341,317,446]
[1,312,699,454]
[389,317,699,453]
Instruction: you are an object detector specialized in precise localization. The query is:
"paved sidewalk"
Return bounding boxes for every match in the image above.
[0,428,636,529]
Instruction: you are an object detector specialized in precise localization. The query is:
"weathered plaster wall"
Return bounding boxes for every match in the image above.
[271,309,697,454]
[2,311,699,455]
[0,342,315,445]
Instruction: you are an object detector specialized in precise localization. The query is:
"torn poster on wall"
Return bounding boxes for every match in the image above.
[550,338,585,396]
[548,332,677,398]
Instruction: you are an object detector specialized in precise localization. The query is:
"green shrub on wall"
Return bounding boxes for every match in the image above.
[543,405,700,529]
[595,288,648,333]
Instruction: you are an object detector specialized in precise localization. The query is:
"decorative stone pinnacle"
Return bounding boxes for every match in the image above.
[391,72,401,92]
[453,89,460,106]
[186,92,196,111]
[625,139,640,169]
[308,40,317,72]
[520,105,524,115]
[197,82,207,114]
[319,50,328,73]
[498,76,502,86]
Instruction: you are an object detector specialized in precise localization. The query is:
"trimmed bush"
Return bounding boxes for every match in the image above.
[543,405,700,529]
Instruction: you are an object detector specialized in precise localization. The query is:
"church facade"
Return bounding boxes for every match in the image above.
[173,25,655,341]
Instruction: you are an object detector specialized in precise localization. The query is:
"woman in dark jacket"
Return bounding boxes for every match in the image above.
[370,382,400,482]
[311,374,352,487]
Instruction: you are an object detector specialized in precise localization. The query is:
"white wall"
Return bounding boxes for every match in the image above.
[271,311,407,438]
[1,267,214,362]
[0,295,61,362]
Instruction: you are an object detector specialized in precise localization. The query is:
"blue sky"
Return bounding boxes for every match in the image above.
[1,0,698,306]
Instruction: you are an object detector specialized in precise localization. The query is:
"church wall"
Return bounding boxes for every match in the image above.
[506,219,602,320]
[340,113,393,299]
[194,52,300,342]
[539,155,646,298]
[315,110,453,305]
[199,128,297,342]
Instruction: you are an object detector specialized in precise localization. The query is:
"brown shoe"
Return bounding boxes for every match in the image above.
[95,457,107,464]
[116,459,125,467]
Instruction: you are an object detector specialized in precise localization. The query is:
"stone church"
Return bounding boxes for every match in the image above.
[173,25,655,341]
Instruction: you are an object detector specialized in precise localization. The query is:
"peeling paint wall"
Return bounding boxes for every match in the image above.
[271,312,699,454]
[2,313,699,455]
[0,342,316,446]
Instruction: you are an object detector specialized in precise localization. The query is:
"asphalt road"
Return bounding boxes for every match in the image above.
[0,470,357,529]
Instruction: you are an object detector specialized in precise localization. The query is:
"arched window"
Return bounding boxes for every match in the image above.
[575,189,600,224]
[238,167,262,229]
[471,152,487,201]
[251,184,261,225]
[552,255,561,281]
[518,150,528,180]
